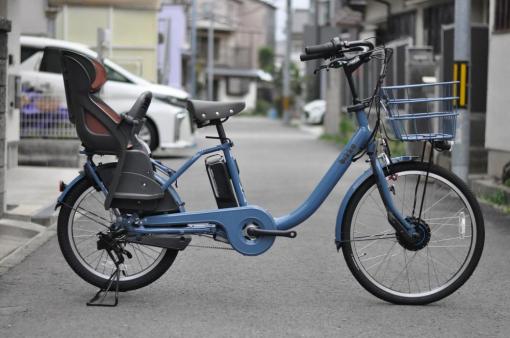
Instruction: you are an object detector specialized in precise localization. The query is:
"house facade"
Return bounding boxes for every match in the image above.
[191,0,276,109]
[485,0,510,180]
[323,0,492,174]
[49,0,161,82]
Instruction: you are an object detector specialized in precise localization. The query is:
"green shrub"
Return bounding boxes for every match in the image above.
[251,100,272,116]
[504,178,510,188]
[485,190,507,206]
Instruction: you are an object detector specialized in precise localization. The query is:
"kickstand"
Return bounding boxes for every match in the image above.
[86,250,124,307]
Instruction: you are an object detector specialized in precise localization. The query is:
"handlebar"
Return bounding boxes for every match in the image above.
[300,38,374,62]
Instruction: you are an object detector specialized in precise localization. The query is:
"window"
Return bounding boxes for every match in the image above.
[376,11,416,45]
[198,36,220,61]
[227,77,250,96]
[105,65,131,83]
[424,3,454,54]
[21,46,42,63]
[39,48,63,74]
[495,0,510,32]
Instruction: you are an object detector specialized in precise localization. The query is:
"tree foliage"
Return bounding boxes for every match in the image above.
[258,47,275,74]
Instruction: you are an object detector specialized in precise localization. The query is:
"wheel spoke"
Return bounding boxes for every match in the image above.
[65,185,167,282]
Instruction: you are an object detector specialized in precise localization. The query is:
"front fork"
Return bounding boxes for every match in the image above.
[367,142,418,243]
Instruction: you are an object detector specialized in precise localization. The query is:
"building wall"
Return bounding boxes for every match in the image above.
[217,78,257,110]
[18,0,47,36]
[235,0,275,69]
[2,0,20,169]
[193,0,275,100]
[485,0,510,177]
[55,5,159,82]
[158,5,186,88]
[485,33,510,153]
[49,0,160,10]
[194,0,275,70]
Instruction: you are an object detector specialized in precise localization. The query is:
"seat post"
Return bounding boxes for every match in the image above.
[215,122,228,143]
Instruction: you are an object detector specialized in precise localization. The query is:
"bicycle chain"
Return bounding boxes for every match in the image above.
[61,202,233,251]
[187,243,234,251]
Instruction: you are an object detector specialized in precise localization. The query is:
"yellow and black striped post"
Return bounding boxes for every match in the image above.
[453,61,469,109]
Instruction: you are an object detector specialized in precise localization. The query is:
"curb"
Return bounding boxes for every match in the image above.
[470,177,510,214]
[0,223,57,276]
[4,203,58,227]
[471,178,510,203]
[0,202,60,276]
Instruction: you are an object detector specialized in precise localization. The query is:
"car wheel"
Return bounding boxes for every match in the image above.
[139,119,158,151]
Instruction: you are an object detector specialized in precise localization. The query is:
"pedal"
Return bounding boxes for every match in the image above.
[246,227,297,238]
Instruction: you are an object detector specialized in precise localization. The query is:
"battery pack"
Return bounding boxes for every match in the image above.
[205,155,239,208]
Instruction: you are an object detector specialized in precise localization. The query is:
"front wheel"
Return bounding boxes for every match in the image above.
[57,177,178,291]
[342,162,484,305]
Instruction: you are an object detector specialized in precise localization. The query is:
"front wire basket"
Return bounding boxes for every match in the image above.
[380,81,459,142]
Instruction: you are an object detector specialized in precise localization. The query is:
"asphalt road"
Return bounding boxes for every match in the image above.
[1,117,509,337]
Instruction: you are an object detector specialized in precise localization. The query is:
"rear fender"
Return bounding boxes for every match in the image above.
[55,163,185,213]
[335,156,417,246]
[55,172,87,209]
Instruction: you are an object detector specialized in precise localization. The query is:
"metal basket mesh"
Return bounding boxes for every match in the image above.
[380,81,459,141]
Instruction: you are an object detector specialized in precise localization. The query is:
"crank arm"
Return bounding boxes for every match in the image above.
[246,227,297,238]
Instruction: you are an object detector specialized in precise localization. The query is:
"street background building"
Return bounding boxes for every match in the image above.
[1,0,510,182]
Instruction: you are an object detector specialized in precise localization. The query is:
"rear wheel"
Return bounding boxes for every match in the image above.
[341,162,484,305]
[57,178,178,291]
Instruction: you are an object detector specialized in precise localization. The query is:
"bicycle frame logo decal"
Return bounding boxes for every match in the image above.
[339,144,358,164]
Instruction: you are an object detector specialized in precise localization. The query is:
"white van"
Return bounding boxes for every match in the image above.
[19,36,195,154]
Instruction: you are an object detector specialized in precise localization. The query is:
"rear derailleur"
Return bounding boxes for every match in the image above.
[86,229,132,307]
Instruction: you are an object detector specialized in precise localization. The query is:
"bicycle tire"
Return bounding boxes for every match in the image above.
[341,161,484,305]
[57,177,178,291]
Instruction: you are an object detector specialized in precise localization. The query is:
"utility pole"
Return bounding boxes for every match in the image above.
[282,0,292,125]
[207,6,215,101]
[189,0,197,98]
[314,0,322,100]
[452,0,471,182]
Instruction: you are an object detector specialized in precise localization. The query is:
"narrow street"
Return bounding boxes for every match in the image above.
[1,117,509,337]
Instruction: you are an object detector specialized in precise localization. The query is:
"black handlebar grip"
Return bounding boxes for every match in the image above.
[305,41,334,54]
[300,52,326,61]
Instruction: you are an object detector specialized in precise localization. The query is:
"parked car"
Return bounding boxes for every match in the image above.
[18,36,195,154]
[302,99,326,125]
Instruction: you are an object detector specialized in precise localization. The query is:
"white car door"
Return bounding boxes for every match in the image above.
[20,48,64,98]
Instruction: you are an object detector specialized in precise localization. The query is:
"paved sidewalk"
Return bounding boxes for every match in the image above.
[6,166,78,213]
[0,166,78,273]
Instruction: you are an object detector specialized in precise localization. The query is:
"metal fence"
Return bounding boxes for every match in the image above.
[20,92,77,139]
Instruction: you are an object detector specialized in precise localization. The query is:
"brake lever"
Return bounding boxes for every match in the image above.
[329,59,346,69]
[313,64,329,74]
[314,59,347,74]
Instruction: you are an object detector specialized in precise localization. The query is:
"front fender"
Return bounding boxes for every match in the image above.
[335,156,416,245]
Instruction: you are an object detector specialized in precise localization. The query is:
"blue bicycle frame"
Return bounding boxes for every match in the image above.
[66,104,415,256]
[59,60,419,256]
